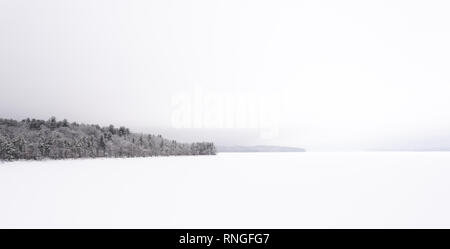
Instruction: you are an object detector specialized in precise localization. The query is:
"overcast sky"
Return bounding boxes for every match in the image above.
[1,0,450,150]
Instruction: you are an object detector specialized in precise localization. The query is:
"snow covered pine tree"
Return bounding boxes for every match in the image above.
[0,117,216,161]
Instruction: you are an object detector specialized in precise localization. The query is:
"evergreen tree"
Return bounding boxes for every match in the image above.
[0,117,216,161]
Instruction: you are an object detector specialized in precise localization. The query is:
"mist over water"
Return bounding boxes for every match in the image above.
[1,1,450,150]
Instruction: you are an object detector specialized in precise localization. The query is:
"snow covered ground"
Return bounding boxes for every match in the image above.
[1,152,450,228]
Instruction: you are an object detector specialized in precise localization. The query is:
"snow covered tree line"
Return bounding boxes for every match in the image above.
[0,117,216,161]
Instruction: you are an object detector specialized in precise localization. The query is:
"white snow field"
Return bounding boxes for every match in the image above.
[1,152,450,228]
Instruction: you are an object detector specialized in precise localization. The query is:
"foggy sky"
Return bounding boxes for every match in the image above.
[1,0,450,150]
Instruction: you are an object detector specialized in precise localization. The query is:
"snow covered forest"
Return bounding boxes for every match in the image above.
[0,117,216,161]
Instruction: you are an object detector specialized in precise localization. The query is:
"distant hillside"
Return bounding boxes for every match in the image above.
[217,145,305,153]
[0,117,216,161]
